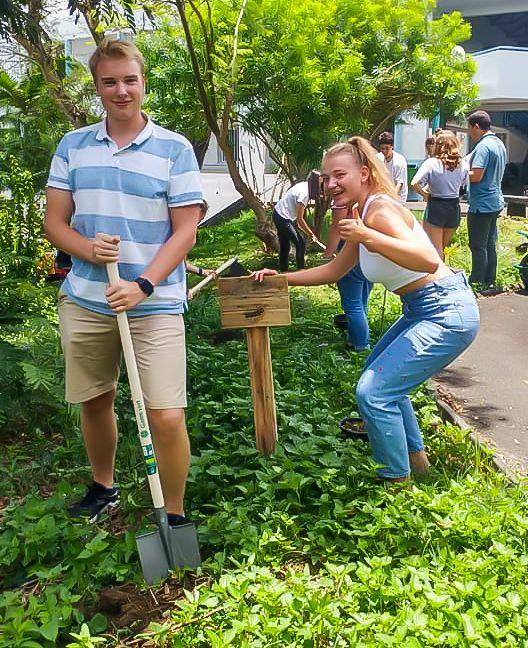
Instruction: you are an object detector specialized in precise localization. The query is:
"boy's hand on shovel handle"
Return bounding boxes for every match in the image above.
[106,280,147,313]
[93,232,120,264]
[95,234,147,313]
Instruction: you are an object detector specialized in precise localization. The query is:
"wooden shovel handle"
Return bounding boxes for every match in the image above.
[106,262,165,509]
[187,256,238,299]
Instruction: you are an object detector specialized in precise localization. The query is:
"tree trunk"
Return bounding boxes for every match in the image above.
[170,0,278,249]
[193,131,212,168]
[217,133,279,250]
[254,208,279,251]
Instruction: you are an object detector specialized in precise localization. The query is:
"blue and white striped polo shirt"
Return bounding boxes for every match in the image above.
[47,117,203,317]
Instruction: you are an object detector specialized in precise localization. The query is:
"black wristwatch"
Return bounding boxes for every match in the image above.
[197,267,204,276]
[134,276,154,296]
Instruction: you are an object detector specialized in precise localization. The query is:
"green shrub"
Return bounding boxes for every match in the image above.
[1,211,527,646]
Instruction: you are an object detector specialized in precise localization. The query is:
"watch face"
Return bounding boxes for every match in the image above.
[136,277,153,295]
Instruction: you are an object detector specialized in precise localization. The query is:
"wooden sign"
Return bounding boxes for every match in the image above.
[218,275,290,329]
[218,276,291,456]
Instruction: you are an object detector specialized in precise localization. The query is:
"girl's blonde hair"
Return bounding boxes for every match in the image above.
[434,130,462,171]
[323,136,399,200]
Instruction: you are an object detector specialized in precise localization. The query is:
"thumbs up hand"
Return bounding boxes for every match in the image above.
[337,206,369,244]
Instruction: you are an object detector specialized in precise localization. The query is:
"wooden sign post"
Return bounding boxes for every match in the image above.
[218,276,291,456]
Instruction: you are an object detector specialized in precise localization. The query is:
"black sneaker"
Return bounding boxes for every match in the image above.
[68,481,119,523]
[167,513,192,527]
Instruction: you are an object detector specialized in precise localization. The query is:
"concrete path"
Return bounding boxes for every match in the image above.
[434,291,528,475]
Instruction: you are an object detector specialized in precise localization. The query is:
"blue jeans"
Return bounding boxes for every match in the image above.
[355,272,480,478]
[337,264,372,350]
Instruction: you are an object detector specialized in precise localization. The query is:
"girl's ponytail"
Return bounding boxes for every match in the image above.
[324,137,399,199]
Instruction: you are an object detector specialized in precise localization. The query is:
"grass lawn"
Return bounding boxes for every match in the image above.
[1,210,527,647]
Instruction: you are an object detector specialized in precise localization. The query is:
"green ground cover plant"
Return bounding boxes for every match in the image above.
[1,211,527,646]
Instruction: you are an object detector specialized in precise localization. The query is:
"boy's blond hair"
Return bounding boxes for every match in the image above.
[89,37,145,82]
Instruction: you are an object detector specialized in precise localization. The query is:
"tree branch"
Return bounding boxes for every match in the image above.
[185,0,216,105]
[172,0,219,130]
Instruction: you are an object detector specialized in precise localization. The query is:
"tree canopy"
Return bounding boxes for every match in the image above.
[236,0,476,180]
[137,22,211,166]
[0,0,477,238]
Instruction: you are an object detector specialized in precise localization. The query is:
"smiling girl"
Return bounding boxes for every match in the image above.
[254,136,480,481]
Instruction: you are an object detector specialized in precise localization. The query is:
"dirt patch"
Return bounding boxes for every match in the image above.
[209,329,244,344]
[38,485,55,499]
[88,574,211,644]
[98,508,144,537]
[434,383,464,415]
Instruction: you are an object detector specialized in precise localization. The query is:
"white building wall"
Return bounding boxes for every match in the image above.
[473,48,528,109]
[202,138,223,168]
[436,0,527,16]
[237,129,266,194]
[394,113,429,164]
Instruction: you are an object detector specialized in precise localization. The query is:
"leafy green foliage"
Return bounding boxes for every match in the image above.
[0,67,73,188]
[67,0,137,35]
[66,623,107,648]
[443,215,522,291]
[0,0,41,43]
[0,211,526,646]
[0,316,77,445]
[0,157,56,325]
[0,488,134,646]
[138,22,211,165]
[177,0,477,180]
[0,156,43,262]
[141,532,528,646]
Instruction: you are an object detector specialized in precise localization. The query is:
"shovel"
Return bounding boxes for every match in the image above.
[106,262,201,584]
[187,255,239,300]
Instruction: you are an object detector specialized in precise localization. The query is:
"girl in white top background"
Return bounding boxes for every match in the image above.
[254,136,479,482]
[411,131,469,260]
[272,180,322,272]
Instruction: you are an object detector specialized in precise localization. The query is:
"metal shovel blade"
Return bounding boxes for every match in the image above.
[169,524,202,568]
[136,524,202,585]
[226,259,250,277]
[136,529,170,585]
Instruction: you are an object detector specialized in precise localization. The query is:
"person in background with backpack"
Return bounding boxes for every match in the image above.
[411,131,469,260]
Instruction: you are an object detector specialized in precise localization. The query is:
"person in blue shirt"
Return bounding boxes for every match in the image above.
[466,110,507,287]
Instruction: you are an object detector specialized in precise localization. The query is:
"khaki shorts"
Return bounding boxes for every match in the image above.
[58,294,187,408]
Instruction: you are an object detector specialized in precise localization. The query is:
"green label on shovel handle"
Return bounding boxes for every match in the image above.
[145,456,157,475]
[142,444,154,459]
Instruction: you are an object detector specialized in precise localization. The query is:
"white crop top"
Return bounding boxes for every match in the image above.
[358,194,439,292]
